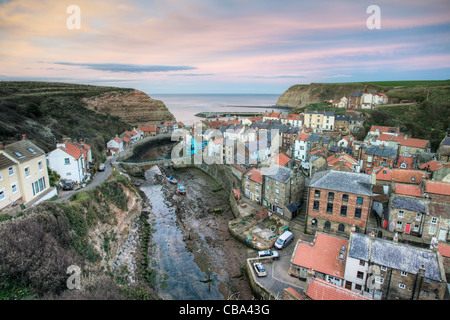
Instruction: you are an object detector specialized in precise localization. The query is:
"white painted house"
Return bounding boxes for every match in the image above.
[107,137,124,156]
[294,132,310,162]
[46,141,87,183]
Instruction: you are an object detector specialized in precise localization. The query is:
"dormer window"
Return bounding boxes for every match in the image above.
[27,147,36,153]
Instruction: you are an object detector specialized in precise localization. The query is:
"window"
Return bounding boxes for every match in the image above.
[356,197,363,205]
[326,203,333,213]
[277,206,283,214]
[401,271,408,277]
[313,201,319,211]
[357,271,364,280]
[416,213,422,221]
[328,192,334,201]
[24,167,30,177]
[355,284,362,291]
[0,172,2,180]
[13,152,24,158]
[338,224,345,232]
[65,158,70,165]
[355,208,362,219]
[274,198,279,204]
[38,160,43,170]
[359,260,365,266]
[324,221,331,230]
[396,221,403,228]
[276,188,279,194]
[399,283,406,290]
[398,210,404,218]
[381,266,387,272]
[314,190,321,198]
[429,226,436,235]
[431,217,438,224]
[0,189,4,201]
[27,147,36,153]
[340,206,347,216]
[11,184,17,193]
[32,177,46,196]
[8,166,14,176]
[311,218,318,226]
[342,194,349,202]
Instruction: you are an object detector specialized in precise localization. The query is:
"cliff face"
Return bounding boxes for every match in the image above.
[276,83,384,108]
[82,89,176,127]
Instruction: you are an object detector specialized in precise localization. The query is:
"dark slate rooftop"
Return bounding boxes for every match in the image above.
[442,136,450,146]
[0,154,17,170]
[3,139,45,163]
[309,170,373,196]
[349,233,442,281]
[263,165,293,183]
[365,145,397,159]
[392,197,426,213]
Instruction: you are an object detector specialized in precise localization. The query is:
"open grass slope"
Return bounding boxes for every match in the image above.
[0,81,134,160]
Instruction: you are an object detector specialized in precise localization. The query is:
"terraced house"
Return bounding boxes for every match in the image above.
[345,232,447,300]
[1,137,52,209]
[306,170,373,236]
[262,165,304,220]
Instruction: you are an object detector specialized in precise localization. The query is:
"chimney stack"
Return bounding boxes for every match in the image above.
[21,134,27,140]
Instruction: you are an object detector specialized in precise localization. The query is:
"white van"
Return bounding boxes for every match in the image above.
[274,231,294,250]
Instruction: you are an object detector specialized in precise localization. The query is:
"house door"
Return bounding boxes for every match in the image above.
[345,281,352,290]
[438,229,447,241]
[250,193,254,201]
[405,223,411,234]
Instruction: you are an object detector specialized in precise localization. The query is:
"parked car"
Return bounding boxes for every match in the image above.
[98,163,105,171]
[253,262,267,277]
[274,231,294,250]
[258,250,279,260]
[62,180,75,190]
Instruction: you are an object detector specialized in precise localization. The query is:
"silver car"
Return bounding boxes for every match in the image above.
[253,262,267,277]
[258,250,280,260]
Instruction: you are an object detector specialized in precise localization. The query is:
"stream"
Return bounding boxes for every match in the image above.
[140,166,224,300]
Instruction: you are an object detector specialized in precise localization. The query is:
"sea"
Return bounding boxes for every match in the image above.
[147,93,287,125]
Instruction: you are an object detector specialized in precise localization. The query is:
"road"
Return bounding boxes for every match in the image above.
[55,156,115,203]
[251,227,315,298]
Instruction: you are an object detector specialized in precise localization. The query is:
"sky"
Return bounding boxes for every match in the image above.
[0,0,449,94]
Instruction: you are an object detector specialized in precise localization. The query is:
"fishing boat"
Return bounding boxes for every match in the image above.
[168,176,177,184]
[177,184,186,195]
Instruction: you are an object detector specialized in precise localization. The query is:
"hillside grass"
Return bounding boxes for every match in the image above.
[0,81,134,161]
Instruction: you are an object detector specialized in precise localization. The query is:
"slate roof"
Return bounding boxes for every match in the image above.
[442,136,450,146]
[263,165,293,183]
[0,154,17,170]
[365,145,397,159]
[392,197,426,213]
[349,233,442,281]
[3,139,45,163]
[309,170,373,196]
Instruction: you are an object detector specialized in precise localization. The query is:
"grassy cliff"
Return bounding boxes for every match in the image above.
[0,81,135,160]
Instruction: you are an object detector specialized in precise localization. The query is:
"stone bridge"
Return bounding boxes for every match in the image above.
[115,155,193,167]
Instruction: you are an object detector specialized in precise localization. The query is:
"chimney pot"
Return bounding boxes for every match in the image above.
[22,134,27,140]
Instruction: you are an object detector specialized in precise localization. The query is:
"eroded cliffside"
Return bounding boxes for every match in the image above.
[82,89,176,127]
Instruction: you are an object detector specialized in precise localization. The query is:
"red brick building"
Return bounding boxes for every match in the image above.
[306,170,373,236]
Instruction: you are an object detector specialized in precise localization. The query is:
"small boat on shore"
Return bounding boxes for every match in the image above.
[177,184,186,195]
[168,176,177,184]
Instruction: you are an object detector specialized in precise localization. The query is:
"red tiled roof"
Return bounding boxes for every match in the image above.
[425,180,450,196]
[306,278,373,300]
[438,243,450,258]
[296,133,310,141]
[244,168,263,184]
[292,233,348,279]
[391,169,428,184]
[59,141,82,159]
[376,168,392,181]
[275,153,291,167]
[419,160,443,172]
[396,137,429,148]
[287,114,303,120]
[122,136,131,143]
[377,133,393,142]
[394,183,422,197]
[395,156,414,169]
[369,126,399,134]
